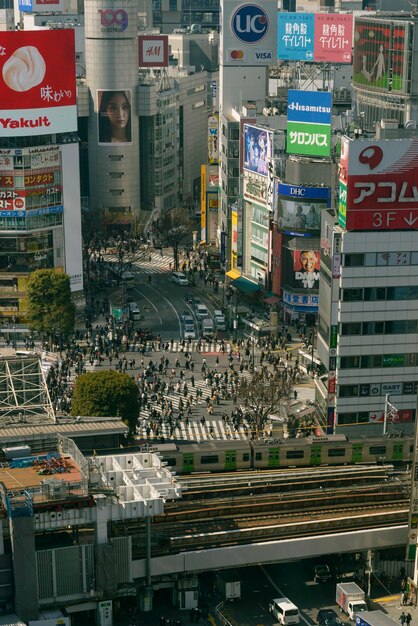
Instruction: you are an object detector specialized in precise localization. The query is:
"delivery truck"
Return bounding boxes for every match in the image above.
[216,570,241,600]
[336,582,367,620]
[355,610,398,626]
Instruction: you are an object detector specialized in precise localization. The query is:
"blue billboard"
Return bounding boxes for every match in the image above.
[18,0,33,11]
[287,90,332,125]
[278,13,314,61]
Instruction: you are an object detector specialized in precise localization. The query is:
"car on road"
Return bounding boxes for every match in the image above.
[213,309,226,331]
[195,303,209,320]
[317,609,343,626]
[181,310,193,322]
[192,297,202,309]
[269,597,300,625]
[183,322,196,339]
[129,301,140,320]
[314,564,332,583]
[172,271,189,286]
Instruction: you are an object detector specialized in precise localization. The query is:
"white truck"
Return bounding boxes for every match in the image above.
[216,570,241,600]
[336,582,367,620]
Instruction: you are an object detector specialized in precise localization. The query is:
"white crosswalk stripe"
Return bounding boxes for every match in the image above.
[136,418,248,442]
[138,340,232,353]
[132,251,172,274]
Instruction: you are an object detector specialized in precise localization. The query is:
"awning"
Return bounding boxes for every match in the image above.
[234,276,261,293]
[264,295,280,305]
[226,269,241,280]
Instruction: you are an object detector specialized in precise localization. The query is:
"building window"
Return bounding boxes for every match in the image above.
[344,253,364,267]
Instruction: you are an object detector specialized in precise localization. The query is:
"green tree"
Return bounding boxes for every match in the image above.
[71,370,139,437]
[152,207,193,270]
[238,370,292,438]
[27,270,75,341]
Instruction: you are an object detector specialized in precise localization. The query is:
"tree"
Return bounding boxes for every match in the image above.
[104,237,146,287]
[152,207,193,270]
[71,370,139,437]
[238,370,292,438]
[27,270,75,341]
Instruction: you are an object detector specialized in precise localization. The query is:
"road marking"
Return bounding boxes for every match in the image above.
[134,288,162,325]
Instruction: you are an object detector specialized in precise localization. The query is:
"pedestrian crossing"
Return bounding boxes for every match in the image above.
[137,340,233,353]
[132,251,173,275]
[136,417,250,442]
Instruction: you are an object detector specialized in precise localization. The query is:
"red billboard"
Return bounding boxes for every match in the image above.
[341,137,418,231]
[0,30,76,136]
[314,14,353,63]
[138,35,169,67]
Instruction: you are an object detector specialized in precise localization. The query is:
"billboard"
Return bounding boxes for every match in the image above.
[340,137,418,231]
[278,13,352,63]
[293,250,320,289]
[353,19,392,91]
[287,90,332,158]
[278,13,314,61]
[231,208,238,270]
[201,165,206,242]
[138,35,169,67]
[208,114,219,164]
[243,125,273,177]
[97,90,132,145]
[0,30,76,136]
[220,0,278,66]
[19,0,64,12]
[314,14,353,64]
[277,183,330,232]
[243,174,268,207]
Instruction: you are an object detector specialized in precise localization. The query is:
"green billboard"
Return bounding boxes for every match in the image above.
[287,121,331,157]
[338,182,347,229]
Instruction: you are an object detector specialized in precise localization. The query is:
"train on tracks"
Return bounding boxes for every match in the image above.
[150,435,414,474]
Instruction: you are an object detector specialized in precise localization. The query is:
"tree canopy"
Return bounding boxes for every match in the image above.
[71,370,139,437]
[152,207,193,270]
[238,370,292,438]
[26,270,75,338]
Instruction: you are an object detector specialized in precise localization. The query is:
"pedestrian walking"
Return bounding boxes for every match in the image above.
[406,613,412,625]
[400,612,406,625]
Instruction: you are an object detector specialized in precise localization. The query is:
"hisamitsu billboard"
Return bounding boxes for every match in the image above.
[287,90,332,125]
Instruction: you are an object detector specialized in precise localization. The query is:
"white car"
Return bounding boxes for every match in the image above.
[183,322,196,339]
[195,303,209,320]
[172,272,189,285]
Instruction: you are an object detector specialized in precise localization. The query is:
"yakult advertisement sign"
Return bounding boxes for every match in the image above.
[220,0,278,66]
[341,137,418,231]
[0,30,77,137]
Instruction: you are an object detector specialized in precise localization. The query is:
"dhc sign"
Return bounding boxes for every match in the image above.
[231,4,269,44]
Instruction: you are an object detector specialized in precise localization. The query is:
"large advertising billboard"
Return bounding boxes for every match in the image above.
[340,137,418,231]
[353,19,392,91]
[0,30,76,137]
[287,90,332,158]
[208,114,219,164]
[278,13,352,63]
[19,0,65,12]
[220,0,278,66]
[97,90,132,145]
[138,35,169,67]
[278,13,314,61]
[243,125,273,177]
[293,250,320,289]
[277,183,330,233]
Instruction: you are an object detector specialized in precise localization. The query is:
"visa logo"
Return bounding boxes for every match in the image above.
[254,51,272,60]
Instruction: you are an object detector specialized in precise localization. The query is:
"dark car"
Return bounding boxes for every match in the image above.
[314,564,332,583]
[317,609,343,626]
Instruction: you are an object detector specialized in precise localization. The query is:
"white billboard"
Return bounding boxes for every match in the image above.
[220,1,278,66]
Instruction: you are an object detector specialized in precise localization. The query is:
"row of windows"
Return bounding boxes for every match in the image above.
[340,353,417,369]
[341,320,418,336]
[0,214,63,231]
[344,251,418,268]
[343,286,418,302]
[339,382,416,398]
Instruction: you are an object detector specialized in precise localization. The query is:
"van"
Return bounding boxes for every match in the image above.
[172,272,189,286]
[269,598,300,625]
[195,304,209,320]
[201,317,214,339]
[129,302,141,320]
[214,310,226,331]
[122,271,136,290]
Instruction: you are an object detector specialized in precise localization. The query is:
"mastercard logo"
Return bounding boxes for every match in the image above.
[230,49,244,60]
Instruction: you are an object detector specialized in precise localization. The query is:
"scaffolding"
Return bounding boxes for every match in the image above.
[0,356,55,425]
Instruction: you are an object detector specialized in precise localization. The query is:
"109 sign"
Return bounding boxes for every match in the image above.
[231,4,269,44]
